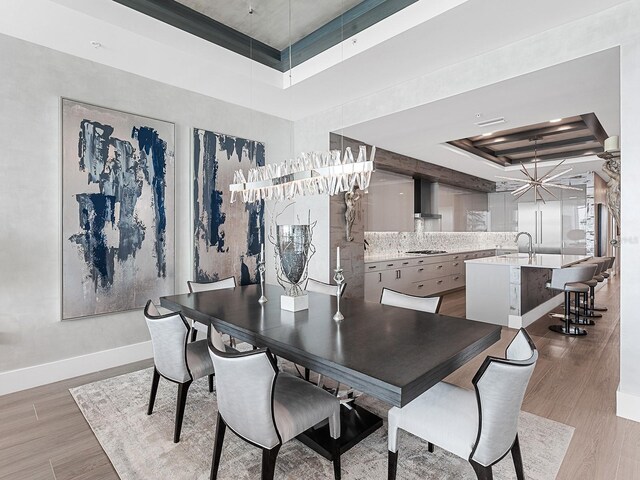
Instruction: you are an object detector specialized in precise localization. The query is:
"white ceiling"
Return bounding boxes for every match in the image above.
[176,0,363,50]
[341,48,620,181]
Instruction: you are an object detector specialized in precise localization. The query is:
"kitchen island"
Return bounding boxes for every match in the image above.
[465,253,590,328]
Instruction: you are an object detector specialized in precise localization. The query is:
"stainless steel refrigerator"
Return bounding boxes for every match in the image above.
[517,201,562,254]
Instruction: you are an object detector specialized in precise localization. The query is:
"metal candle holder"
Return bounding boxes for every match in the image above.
[333,267,345,321]
[258,254,267,304]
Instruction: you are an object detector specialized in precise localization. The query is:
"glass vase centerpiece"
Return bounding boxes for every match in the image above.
[273,222,316,312]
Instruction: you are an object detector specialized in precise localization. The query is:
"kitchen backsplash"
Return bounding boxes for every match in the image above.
[364,232,518,257]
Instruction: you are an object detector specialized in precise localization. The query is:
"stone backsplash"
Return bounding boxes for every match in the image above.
[364,231,518,257]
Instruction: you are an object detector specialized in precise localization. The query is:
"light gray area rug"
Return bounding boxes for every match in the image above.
[70,365,573,480]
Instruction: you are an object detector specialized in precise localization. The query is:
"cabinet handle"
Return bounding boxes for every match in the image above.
[398,270,402,279]
[437,280,443,285]
[418,260,424,263]
[454,276,460,280]
[418,268,424,272]
[417,284,424,288]
[453,256,459,259]
[453,262,459,266]
[368,265,376,269]
[402,262,409,265]
[378,272,382,282]
[387,263,394,267]
[437,265,443,269]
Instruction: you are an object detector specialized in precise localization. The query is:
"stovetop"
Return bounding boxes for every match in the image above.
[405,250,448,255]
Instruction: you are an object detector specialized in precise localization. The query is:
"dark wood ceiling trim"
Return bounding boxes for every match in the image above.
[281,0,420,69]
[113,0,282,70]
[473,121,587,147]
[447,140,509,166]
[331,134,496,193]
[497,135,597,156]
[580,113,609,144]
[514,147,604,163]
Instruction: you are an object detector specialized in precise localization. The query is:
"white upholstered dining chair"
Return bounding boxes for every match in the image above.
[207,334,342,480]
[144,300,219,443]
[387,328,538,480]
[187,277,236,342]
[305,277,347,297]
[380,287,442,313]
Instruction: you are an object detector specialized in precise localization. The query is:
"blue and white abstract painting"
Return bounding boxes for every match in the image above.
[62,99,175,319]
[193,129,264,285]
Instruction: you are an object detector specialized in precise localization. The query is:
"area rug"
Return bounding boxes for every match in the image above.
[70,363,573,480]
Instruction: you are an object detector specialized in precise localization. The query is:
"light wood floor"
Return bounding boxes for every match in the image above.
[0,276,632,479]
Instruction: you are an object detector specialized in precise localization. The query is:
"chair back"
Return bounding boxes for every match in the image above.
[144,301,191,383]
[549,264,596,290]
[208,344,280,449]
[470,329,538,467]
[187,276,236,293]
[380,288,442,314]
[305,278,346,297]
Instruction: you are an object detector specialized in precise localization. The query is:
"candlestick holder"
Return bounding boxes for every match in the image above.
[258,257,268,304]
[333,267,345,321]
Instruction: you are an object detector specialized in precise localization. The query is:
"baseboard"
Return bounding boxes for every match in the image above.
[617,386,640,423]
[0,341,153,396]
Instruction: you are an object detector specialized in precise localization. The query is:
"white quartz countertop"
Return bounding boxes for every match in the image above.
[465,253,591,268]
[364,247,517,264]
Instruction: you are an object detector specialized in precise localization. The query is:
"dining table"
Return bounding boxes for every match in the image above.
[160,283,501,459]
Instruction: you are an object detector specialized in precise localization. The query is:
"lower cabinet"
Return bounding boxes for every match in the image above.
[364,249,493,302]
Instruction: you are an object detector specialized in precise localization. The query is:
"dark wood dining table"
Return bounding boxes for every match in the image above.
[160,284,501,458]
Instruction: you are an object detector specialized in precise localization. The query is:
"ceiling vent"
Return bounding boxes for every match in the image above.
[475,117,506,127]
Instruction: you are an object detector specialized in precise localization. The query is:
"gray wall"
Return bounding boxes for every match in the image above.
[0,33,292,372]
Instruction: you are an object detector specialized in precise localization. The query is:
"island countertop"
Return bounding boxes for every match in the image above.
[465,253,590,269]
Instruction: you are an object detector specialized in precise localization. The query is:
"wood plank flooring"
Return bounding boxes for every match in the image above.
[0,275,631,479]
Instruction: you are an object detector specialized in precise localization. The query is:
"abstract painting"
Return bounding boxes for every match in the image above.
[193,129,264,285]
[62,99,175,319]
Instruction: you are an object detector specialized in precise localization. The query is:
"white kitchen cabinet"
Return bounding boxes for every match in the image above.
[364,249,496,302]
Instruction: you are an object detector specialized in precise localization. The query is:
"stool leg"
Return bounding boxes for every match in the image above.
[549,291,587,336]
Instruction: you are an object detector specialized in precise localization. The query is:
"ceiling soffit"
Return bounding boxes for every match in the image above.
[112,0,419,71]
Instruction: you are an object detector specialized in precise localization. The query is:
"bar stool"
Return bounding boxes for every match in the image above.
[548,264,597,336]
[568,258,606,323]
[588,256,614,311]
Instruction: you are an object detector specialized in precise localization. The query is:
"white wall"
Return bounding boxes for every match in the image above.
[617,37,640,421]
[0,33,292,374]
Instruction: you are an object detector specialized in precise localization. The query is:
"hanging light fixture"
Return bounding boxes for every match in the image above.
[496,136,582,202]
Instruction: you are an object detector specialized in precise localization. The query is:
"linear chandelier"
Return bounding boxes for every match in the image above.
[496,137,582,202]
[229,145,375,203]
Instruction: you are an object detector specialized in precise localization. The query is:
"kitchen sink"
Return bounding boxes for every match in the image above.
[499,253,532,258]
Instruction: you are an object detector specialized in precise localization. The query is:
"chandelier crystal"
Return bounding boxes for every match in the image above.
[229,145,375,203]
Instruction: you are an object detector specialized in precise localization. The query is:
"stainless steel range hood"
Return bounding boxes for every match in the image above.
[414,178,442,219]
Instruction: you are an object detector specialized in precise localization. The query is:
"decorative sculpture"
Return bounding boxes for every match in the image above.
[344,189,361,242]
[602,156,621,229]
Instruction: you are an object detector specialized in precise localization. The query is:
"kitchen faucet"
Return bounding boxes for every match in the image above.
[515,231,535,260]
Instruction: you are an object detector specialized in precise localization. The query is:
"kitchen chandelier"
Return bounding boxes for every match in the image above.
[496,136,582,202]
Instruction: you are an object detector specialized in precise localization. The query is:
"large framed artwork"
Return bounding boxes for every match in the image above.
[193,129,265,285]
[62,99,175,319]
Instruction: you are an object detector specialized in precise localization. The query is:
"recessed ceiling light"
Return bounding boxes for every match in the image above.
[90,40,102,49]
[482,132,493,137]
[399,192,404,195]
[550,118,563,123]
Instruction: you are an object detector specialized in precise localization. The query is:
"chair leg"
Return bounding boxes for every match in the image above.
[210,413,226,480]
[304,367,310,382]
[388,450,398,480]
[511,435,525,480]
[190,327,198,342]
[470,460,493,480]
[261,444,281,480]
[332,438,341,480]
[174,380,192,443]
[208,374,214,393]
[147,368,160,415]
